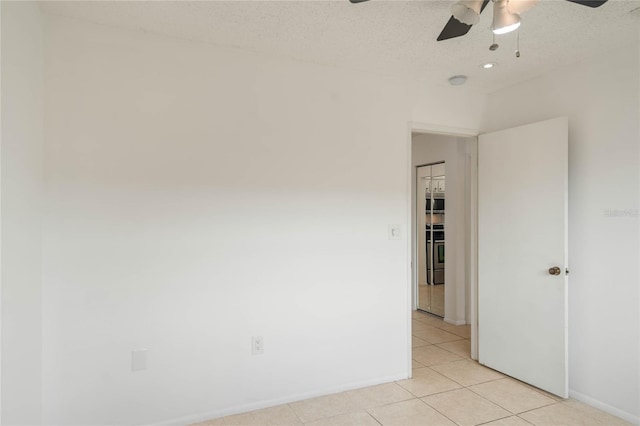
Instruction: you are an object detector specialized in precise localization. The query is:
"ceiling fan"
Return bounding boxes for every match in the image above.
[348,0,608,41]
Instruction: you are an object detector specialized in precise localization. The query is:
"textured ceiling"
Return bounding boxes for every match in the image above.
[40,0,640,92]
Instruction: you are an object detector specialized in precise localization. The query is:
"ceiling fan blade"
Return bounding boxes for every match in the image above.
[437,0,490,41]
[564,0,608,7]
[437,16,472,41]
[349,0,370,3]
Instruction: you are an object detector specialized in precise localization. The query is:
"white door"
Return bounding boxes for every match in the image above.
[478,117,568,397]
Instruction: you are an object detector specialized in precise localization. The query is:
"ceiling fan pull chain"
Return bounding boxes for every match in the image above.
[489,32,499,51]
[515,27,521,57]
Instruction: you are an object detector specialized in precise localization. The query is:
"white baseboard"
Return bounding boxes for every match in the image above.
[444,317,466,326]
[569,389,639,425]
[151,373,410,426]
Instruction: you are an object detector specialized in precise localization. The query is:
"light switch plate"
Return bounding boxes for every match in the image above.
[388,225,402,240]
[132,349,148,372]
[252,336,264,356]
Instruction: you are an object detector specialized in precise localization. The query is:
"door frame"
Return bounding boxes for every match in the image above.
[406,121,480,375]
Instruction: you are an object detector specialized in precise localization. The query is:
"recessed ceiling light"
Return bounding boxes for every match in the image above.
[448,75,467,86]
[481,62,497,69]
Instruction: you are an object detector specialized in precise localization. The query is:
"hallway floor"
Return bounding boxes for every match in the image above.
[194,310,629,425]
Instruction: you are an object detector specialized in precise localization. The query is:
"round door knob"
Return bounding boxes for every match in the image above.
[548,266,561,276]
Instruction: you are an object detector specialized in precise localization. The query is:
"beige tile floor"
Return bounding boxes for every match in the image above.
[194,310,630,426]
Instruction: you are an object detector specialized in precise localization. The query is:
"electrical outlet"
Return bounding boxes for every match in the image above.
[252,336,264,356]
[131,349,148,372]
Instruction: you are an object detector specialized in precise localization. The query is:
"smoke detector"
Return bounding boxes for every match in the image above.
[448,75,468,86]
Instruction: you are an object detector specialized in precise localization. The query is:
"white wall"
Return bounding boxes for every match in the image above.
[411,134,474,325]
[41,16,485,425]
[482,42,640,423]
[411,84,486,132]
[0,2,45,424]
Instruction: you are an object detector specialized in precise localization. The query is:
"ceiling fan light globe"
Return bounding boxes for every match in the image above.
[492,19,520,34]
[491,0,521,34]
[506,0,539,14]
[451,0,483,25]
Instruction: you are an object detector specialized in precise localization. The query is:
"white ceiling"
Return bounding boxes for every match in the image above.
[40,0,640,92]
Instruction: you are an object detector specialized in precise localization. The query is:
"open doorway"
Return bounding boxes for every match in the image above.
[410,130,478,365]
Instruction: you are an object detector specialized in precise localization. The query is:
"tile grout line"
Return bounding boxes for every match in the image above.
[516,400,563,416]
[409,395,463,426]
[516,414,538,425]
[286,402,305,425]
[474,412,525,426]
[464,381,522,415]
[365,410,384,426]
